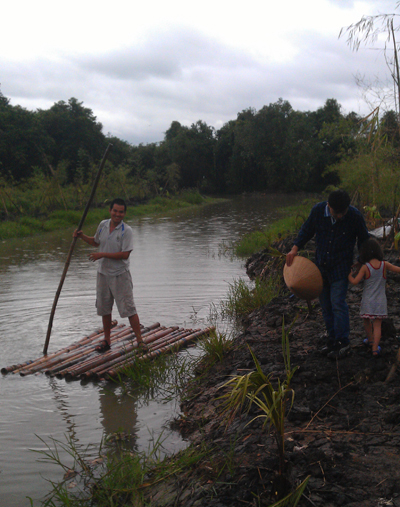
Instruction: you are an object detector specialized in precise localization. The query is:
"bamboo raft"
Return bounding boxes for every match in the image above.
[1,322,215,382]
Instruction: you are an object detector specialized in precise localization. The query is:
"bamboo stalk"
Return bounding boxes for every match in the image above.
[43,143,113,355]
[57,326,177,379]
[84,329,193,380]
[104,327,215,379]
[19,322,124,376]
[11,322,120,375]
[64,327,181,380]
[18,323,162,377]
[46,325,162,378]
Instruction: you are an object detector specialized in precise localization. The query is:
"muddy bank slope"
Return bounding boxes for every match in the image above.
[156,240,400,507]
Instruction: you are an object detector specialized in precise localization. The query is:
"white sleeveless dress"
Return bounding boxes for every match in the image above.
[360,261,387,319]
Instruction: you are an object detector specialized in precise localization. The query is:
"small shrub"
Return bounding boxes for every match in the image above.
[179,190,204,205]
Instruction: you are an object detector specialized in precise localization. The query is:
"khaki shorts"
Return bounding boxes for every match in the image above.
[96,271,137,318]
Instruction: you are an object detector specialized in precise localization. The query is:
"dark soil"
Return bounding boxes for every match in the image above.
[153,238,400,507]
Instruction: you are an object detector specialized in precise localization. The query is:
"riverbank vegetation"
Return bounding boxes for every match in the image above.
[30,432,212,507]
[234,199,318,257]
[220,274,282,319]
[30,331,236,507]
[0,190,215,240]
[3,82,400,230]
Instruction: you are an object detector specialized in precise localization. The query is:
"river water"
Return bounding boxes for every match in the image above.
[0,194,301,506]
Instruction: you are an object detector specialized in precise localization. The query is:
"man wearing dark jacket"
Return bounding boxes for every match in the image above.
[286,190,369,359]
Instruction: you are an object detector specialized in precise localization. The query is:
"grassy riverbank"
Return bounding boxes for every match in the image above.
[234,198,316,257]
[0,191,220,241]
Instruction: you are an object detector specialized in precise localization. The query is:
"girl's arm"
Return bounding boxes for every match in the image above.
[385,261,400,274]
[348,265,368,285]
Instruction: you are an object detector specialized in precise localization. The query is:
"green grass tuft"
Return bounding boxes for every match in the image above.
[234,200,314,257]
[221,275,281,319]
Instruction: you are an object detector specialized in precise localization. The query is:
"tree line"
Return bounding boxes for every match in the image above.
[1,89,399,206]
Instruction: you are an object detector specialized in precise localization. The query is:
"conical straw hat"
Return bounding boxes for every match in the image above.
[283,256,323,301]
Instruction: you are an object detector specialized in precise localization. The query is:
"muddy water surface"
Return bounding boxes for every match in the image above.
[0,194,302,506]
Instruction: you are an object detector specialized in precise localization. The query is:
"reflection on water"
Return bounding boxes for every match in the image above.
[0,194,305,506]
[99,385,138,442]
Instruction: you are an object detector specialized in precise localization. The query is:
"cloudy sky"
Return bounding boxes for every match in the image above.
[1,0,398,145]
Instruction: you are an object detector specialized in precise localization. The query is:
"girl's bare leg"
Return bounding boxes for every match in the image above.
[372,318,382,354]
[363,318,373,344]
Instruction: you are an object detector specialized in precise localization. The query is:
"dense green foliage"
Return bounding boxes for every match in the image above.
[0,190,215,240]
[0,89,365,199]
[3,85,400,218]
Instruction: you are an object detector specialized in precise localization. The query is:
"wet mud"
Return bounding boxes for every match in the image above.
[156,237,400,507]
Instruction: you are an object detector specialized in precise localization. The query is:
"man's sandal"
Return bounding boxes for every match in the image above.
[137,342,149,354]
[372,346,381,357]
[363,338,373,347]
[95,340,111,353]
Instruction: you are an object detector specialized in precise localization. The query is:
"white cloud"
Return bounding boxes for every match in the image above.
[1,0,398,144]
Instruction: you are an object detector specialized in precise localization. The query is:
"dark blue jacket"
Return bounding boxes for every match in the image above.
[293,202,369,282]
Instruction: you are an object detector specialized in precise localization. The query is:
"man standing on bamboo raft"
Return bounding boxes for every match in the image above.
[73,198,146,353]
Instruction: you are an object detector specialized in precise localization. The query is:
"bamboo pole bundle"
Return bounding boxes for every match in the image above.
[46,325,165,379]
[63,326,179,381]
[18,323,161,377]
[103,327,215,380]
[138,327,213,362]
[3,322,215,383]
[105,327,213,378]
[82,328,194,380]
[19,324,130,377]
[20,324,124,375]
[7,322,120,375]
[63,326,181,379]
[41,325,149,377]
[58,327,179,380]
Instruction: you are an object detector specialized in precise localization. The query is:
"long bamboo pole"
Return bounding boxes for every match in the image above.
[43,143,113,355]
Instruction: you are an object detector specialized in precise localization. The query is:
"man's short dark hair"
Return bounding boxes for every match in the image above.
[328,190,350,213]
[109,198,127,212]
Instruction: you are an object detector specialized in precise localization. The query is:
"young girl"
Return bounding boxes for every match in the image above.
[348,237,400,356]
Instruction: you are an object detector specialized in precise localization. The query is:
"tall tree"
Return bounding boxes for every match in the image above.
[37,97,106,182]
[0,92,47,180]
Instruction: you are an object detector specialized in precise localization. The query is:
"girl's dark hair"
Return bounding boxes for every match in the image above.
[359,237,383,264]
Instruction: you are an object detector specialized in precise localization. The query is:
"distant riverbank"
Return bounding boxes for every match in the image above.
[0,191,223,241]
